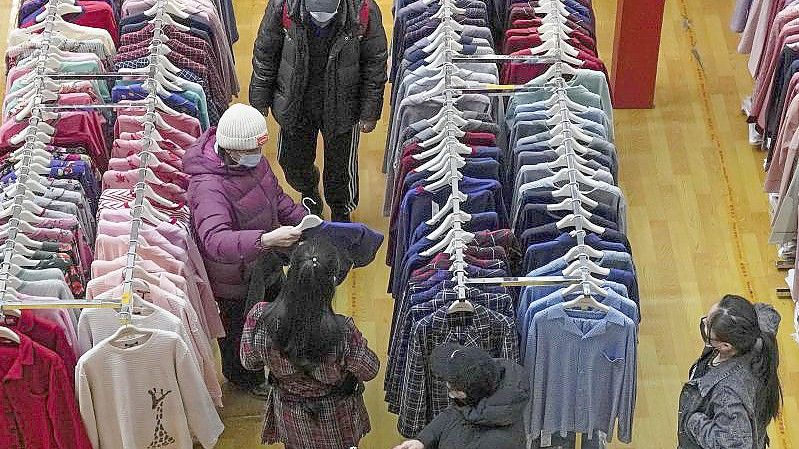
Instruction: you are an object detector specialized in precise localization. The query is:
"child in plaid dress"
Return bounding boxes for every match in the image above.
[240,239,380,449]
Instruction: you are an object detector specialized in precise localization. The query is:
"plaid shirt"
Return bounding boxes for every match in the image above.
[385,289,515,412]
[118,25,228,101]
[396,303,519,437]
[241,302,380,448]
[410,250,508,276]
[115,47,228,109]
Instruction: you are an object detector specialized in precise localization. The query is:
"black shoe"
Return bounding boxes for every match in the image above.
[301,192,323,215]
[331,210,351,223]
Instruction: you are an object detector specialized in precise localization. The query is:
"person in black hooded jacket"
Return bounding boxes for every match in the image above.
[249,0,388,222]
[393,344,530,449]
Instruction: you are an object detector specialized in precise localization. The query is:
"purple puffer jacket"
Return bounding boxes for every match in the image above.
[184,128,306,301]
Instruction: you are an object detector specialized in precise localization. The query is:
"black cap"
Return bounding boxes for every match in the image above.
[431,343,500,402]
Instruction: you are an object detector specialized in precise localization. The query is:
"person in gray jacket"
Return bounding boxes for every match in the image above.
[677,295,783,449]
[392,344,529,449]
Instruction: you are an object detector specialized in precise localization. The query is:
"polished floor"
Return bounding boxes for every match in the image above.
[3,0,799,447]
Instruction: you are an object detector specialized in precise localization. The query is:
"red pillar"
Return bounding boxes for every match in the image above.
[610,0,667,109]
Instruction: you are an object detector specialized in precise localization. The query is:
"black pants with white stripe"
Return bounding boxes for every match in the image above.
[277,124,360,214]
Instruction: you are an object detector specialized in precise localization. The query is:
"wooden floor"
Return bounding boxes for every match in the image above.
[2,0,798,447]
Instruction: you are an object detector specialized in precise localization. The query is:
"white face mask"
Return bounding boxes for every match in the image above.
[306,0,340,25]
[235,153,262,168]
[309,10,337,24]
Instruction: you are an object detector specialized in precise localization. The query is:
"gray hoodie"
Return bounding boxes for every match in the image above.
[416,360,529,449]
[677,303,781,449]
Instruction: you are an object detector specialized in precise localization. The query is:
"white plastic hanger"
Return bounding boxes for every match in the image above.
[545,154,597,176]
[426,157,466,182]
[8,131,52,148]
[550,123,595,145]
[556,214,605,234]
[550,184,600,209]
[416,139,470,164]
[296,214,323,231]
[10,143,53,162]
[431,1,466,19]
[119,66,185,92]
[1,198,44,216]
[414,144,465,172]
[129,197,170,224]
[10,252,38,265]
[144,0,190,19]
[154,12,192,32]
[34,2,82,22]
[426,211,470,240]
[564,257,610,277]
[425,190,468,226]
[11,233,43,250]
[14,101,59,124]
[424,168,463,192]
[422,25,461,54]
[545,197,597,216]
[107,321,153,348]
[447,298,475,314]
[420,228,475,257]
[561,291,610,312]
[0,219,37,234]
[564,244,604,261]
[18,162,52,176]
[13,155,52,172]
[0,325,21,344]
[420,127,466,149]
[550,167,602,189]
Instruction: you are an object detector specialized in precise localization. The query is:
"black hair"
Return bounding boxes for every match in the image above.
[258,238,346,371]
[707,294,782,425]
[448,359,500,406]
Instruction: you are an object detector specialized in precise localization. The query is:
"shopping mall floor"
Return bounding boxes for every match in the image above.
[2,0,798,447]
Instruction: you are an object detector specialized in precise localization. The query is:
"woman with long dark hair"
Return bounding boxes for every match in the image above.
[240,239,380,449]
[677,294,782,449]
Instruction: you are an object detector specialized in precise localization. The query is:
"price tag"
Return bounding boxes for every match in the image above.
[541,431,552,447]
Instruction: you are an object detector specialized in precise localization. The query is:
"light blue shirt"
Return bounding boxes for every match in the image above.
[525,306,637,443]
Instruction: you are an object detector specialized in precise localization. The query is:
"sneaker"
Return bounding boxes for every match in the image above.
[331,210,351,223]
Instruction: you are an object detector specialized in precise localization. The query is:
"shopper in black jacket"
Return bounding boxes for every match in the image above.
[393,344,529,449]
[250,0,388,222]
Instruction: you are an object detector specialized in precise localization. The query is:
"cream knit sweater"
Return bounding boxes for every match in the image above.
[76,329,223,448]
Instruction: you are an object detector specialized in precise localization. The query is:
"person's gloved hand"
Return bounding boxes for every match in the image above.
[392,440,424,449]
[359,119,377,133]
[261,226,301,248]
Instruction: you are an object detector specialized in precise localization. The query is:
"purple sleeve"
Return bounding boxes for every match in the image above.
[188,180,265,264]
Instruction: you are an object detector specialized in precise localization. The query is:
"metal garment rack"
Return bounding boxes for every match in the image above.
[430,0,609,299]
[427,0,585,301]
[0,0,171,321]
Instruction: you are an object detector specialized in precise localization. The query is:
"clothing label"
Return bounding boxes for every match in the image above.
[541,431,552,447]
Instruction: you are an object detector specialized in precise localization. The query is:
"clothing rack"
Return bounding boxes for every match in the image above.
[0,0,172,323]
[431,0,588,300]
[0,0,68,309]
[111,0,170,325]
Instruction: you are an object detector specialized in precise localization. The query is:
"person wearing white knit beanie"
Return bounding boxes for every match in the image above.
[183,103,308,398]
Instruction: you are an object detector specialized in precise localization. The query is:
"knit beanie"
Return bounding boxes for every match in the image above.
[216,103,268,150]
